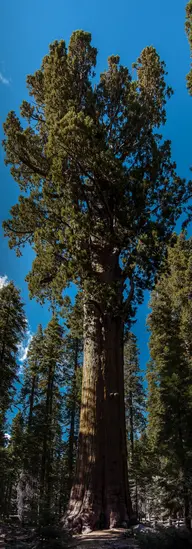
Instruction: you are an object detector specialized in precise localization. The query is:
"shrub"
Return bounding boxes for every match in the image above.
[135,527,192,549]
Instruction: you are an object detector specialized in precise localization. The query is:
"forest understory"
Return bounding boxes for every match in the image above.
[0,522,139,549]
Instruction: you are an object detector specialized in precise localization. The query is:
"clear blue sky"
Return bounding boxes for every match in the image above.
[0,0,192,374]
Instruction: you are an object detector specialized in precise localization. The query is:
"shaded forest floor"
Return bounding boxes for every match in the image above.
[70,529,139,549]
[0,523,139,549]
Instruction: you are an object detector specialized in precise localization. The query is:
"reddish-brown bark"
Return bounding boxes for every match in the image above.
[63,300,132,533]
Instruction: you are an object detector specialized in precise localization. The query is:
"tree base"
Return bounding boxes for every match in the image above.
[63,499,129,533]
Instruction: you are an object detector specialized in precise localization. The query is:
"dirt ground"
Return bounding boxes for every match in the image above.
[69,528,139,549]
[0,523,139,549]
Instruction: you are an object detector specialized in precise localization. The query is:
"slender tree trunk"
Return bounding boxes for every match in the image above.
[68,338,79,492]
[40,365,53,513]
[64,299,132,532]
[46,374,54,513]
[129,390,134,460]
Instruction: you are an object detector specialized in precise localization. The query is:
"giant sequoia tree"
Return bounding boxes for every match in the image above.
[3,31,190,531]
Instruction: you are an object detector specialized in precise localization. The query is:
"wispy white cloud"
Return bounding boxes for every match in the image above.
[0,275,8,289]
[0,72,10,85]
[18,329,33,366]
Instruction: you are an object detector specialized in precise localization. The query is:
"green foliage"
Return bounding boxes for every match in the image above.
[124,332,146,515]
[3,32,189,315]
[9,297,84,524]
[0,281,27,514]
[147,234,192,519]
[61,293,83,492]
[0,290,84,523]
[14,317,68,523]
[0,281,27,435]
[124,332,146,450]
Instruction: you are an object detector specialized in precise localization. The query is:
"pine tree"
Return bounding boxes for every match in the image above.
[124,333,146,458]
[22,324,44,432]
[18,325,44,522]
[62,293,83,493]
[38,316,65,521]
[18,318,67,524]
[3,32,190,530]
[124,333,146,517]
[0,281,27,438]
[147,234,192,528]
[0,282,26,514]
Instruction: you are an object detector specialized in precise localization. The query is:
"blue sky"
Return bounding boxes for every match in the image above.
[1,0,192,375]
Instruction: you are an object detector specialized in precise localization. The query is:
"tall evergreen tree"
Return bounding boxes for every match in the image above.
[1,412,25,520]
[39,316,65,518]
[3,32,190,530]
[0,281,27,438]
[17,325,44,522]
[21,324,44,433]
[124,333,146,458]
[124,333,146,516]
[62,293,83,493]
[17,318,66,524]
[147,235,192,528]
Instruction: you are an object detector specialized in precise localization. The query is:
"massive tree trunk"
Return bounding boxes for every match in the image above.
[64,298,132,532]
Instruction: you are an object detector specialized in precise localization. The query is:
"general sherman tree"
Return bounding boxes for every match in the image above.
[3,31,190,531]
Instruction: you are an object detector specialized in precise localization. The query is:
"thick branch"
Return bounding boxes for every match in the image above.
[18,154,48,178]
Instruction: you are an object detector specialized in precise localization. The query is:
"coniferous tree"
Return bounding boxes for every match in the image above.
[17,317,67,524]
[18,325,44,522]
[124,333,146,458]
[0,281,27,438]
[39,316,65,519]
[21,324,44,433]
[62,293,83,493]
[0,282,27,514]
[147,235,192,528]
[3,32,190,530]
[124,333,146,517]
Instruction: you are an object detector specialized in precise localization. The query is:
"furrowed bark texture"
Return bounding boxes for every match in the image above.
[64,299,132,532]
